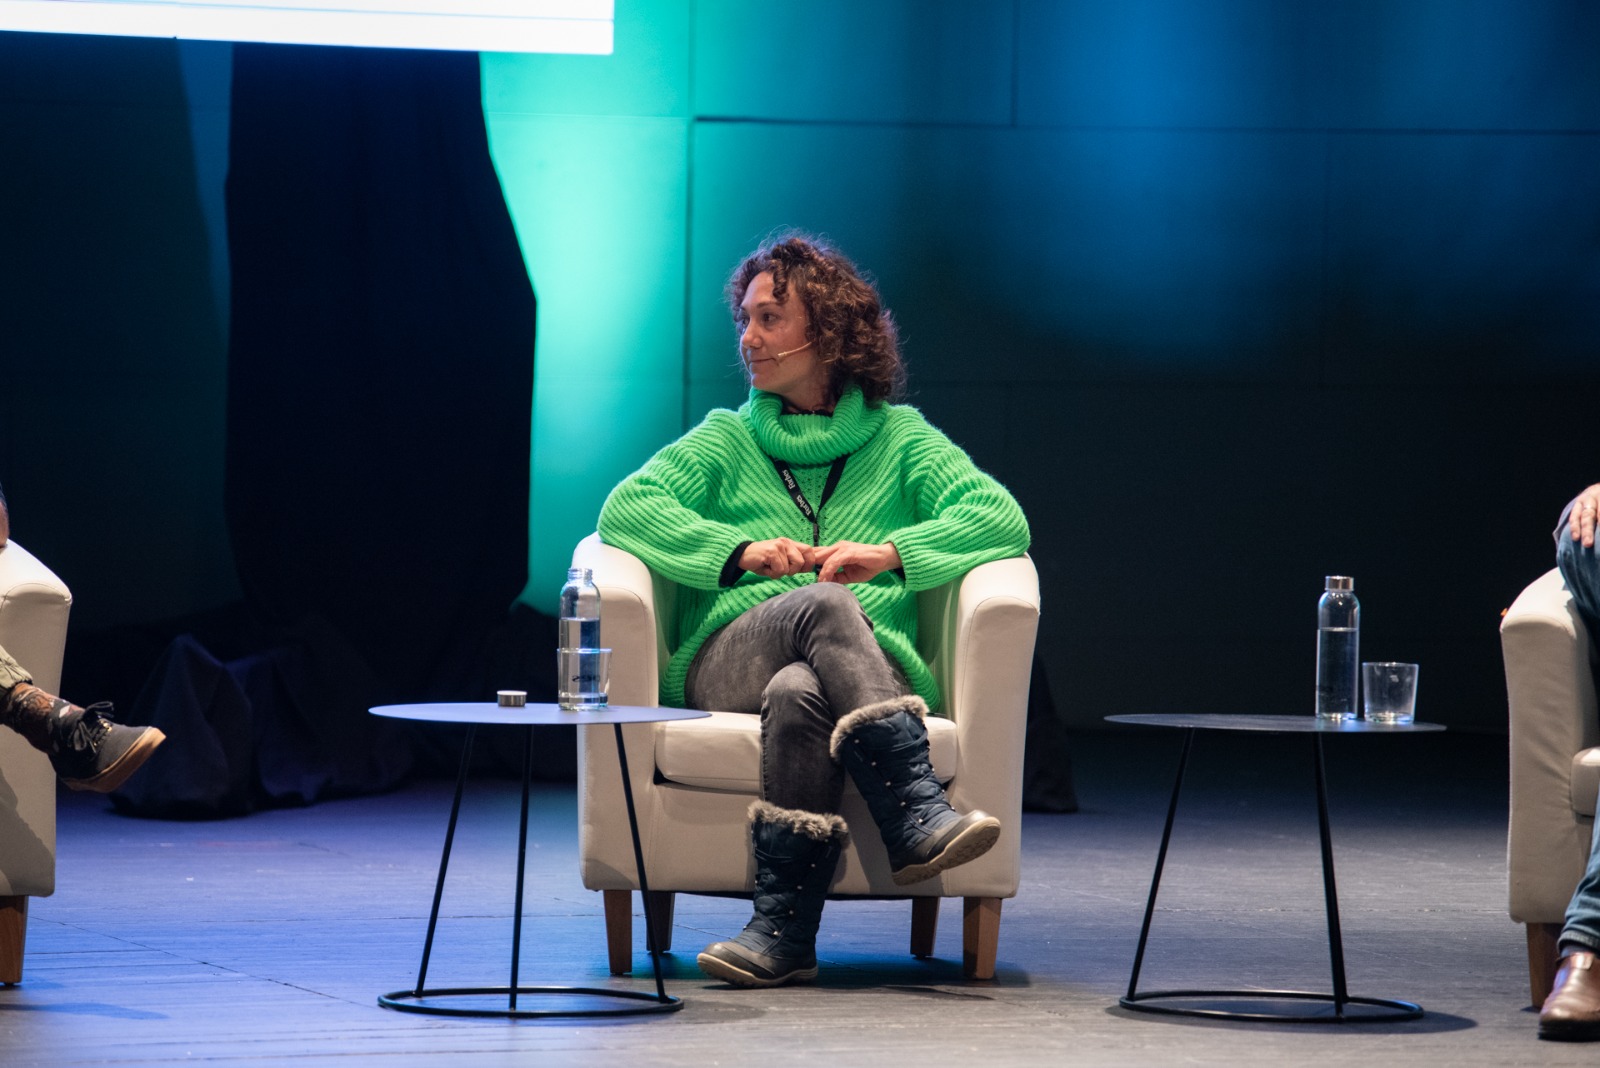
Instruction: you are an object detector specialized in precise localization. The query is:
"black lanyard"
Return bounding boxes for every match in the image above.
[770,455,849,546]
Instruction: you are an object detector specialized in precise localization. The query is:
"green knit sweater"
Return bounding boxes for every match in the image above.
[596,385,1030,713]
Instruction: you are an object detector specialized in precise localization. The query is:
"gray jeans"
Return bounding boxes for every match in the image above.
[684,583,908,815]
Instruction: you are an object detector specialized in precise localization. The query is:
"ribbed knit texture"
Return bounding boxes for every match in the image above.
[597,385,1030,713]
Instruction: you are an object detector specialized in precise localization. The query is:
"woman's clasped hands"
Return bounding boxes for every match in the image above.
[739,538,901,584]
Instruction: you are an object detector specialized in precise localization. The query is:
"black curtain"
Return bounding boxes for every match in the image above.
[224,46,534,725]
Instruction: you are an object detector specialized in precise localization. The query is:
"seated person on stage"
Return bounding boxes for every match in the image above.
[0,483,165,793]
[597,233,1030,988]
[1541,481,1600,1040]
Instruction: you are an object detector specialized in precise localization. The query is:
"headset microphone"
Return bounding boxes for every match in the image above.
[770,340,814,362]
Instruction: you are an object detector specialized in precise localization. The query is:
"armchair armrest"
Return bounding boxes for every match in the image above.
[572,534,668,890]
[919,555,1041,893]
[1504,566,1600,922]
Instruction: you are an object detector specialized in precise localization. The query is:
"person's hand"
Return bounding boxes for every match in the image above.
[812,541,901,584]
[739,537,815,578]
[1570,484,1600,548]
[0,495,8,547]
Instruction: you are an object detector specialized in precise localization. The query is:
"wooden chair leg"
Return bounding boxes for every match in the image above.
[1528,920,1564,1008]
[643,890,676,954]
[0,895,26,986]
[604,889,633,976]
[962,896,1001,980]
[910,897,939,958]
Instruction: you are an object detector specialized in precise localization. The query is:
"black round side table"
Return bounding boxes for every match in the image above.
[1106,713,1444,1024]
[370,702,708,1019]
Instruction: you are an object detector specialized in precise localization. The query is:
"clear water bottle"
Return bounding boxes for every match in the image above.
[558,567,602,710]
[1315,575,1360,721]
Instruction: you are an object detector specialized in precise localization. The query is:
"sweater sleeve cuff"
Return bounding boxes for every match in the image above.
[720,542,752,587]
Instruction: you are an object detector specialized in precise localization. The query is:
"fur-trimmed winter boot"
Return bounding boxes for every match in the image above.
[697,801,847,988]
[830,694,999,886]
[0,682,165,793]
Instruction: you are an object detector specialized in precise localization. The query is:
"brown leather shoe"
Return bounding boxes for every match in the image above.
[1540,951,1600,1041]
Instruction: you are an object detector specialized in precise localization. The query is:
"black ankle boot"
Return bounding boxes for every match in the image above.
[697,801,847,988]
[830,694,999,886]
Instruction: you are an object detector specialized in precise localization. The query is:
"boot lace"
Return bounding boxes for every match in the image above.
[61,702,115,754]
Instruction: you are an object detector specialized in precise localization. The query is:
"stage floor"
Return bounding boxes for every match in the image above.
[2,728,1577,1066]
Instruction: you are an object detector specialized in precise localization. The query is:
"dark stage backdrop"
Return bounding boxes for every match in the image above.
[226,45,533,688]
[156,44,542,809]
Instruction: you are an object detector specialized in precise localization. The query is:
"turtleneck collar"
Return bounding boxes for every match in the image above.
[743,384,886,464]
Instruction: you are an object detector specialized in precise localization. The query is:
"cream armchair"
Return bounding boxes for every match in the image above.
[0,540,72,985]
[571,534,1040,981]
[1503,566,1599,1006]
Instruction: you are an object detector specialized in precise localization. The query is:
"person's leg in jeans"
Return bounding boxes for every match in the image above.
[686,583,903,986]
[1542,791,1600,1039]
[687,581,1000,871]
[1560,805,1600,956]
[685,582,904,814]
[1556,530,1600,953]
[1541,536,1600,1038]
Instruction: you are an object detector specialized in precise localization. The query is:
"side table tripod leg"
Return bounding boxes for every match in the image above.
[613,724,669,1002]
[1312,733,1349,1014]
[415,725,477,997]
[1126,728,1195,1000]
[509,725,535,1011]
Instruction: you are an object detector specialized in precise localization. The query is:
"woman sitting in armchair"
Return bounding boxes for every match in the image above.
[596,234,1029,988]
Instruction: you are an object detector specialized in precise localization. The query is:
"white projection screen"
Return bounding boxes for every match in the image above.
[0,0,613,53]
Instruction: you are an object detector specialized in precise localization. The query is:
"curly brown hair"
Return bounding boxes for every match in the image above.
[726,233,905,404]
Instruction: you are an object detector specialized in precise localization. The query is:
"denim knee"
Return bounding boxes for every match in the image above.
[763,660,828,714]
[791,581,859,609]
[788,581,871,627]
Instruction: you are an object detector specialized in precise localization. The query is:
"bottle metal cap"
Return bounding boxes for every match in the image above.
[1324,575,1353,590]
[497,690,528,707]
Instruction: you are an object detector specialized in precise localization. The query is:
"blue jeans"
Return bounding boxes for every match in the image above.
[684,583,908,815]
[1559,533,1600,950]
